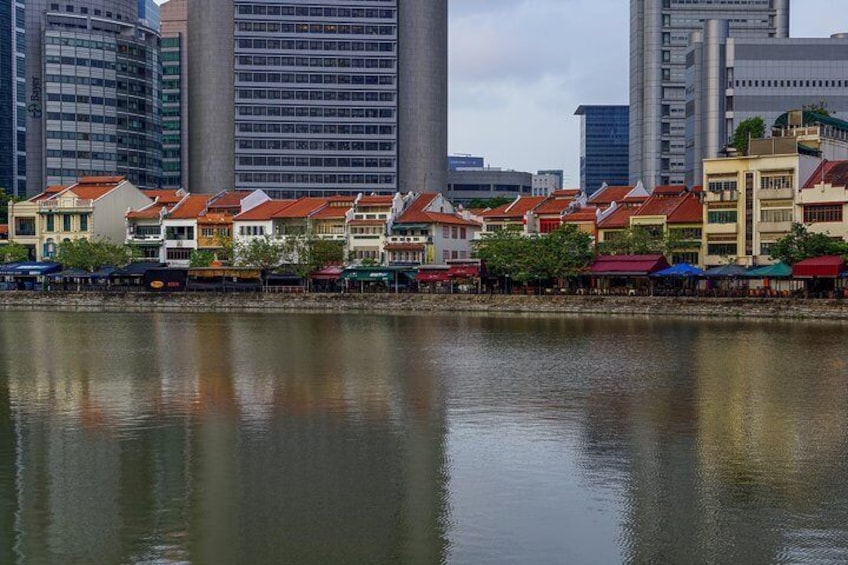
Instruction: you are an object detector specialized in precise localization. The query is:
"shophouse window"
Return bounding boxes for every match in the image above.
[804,205,843,223]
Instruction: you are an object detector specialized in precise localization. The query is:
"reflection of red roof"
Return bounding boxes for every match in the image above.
[792,255,846,278]
[598,206,639,229]
[396,193,479,226]
[804,160,848,189]
[481,196,545,219]
[234,200,295,221]
[167,194,212,220]
[590,254,670,275]
[271,197,327,219]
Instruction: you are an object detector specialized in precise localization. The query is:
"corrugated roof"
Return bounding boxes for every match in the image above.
[234,200,295,221]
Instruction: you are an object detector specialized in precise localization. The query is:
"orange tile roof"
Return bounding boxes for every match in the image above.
[30,185,66,202]
[598,206,639,229]
[634,191,703,224]
[358,195,394,206]
[271,197,328,219]
[167,194,212,220]
[210,191,252,209]
[481,196,545,219]
[142,189,183,205]
[78,175,125,184]
[803,160,848,188]
[667,193,703,224]
[562,207,598,222]
[589,186,633,206]
[234,200,295,221]
[126,203,167,220]
[652,185,687,195]
[310,202,352,220]
[551,189,581,197]
[68,176,128,201]
[198,212,232,225]
[533,195,576,215]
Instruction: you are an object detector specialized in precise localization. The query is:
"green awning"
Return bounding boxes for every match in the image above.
[746,262,792,278]
[342,270,393,282]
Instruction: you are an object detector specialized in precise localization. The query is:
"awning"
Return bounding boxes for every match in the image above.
[0,262,62,276]
[112,262,167,277]
[416,270,450,283]
[589,254,670,276]
[792,255,846,278]
[745,262,792,278]
[310,266,344,280]
[652,263,704,278]
[703,264,749,278]
[448,265,480,278]
[342,269,393,282]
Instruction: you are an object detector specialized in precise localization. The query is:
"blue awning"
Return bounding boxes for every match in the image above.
[652,263,705,278]
[0,262,62,276]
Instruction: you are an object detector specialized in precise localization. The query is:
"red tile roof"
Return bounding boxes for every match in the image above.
[634,192,703,224]
[233,200,295,221]
[481,196,545,219]
[126,203,167,220]
[210,191,252,209]
[589,186,634,207]
[395,193,477,226]
[652,185,687,195]
[590,254,670,275]
[30,185,66,202]
[358,195,394,206]
[533,194,577,215]
[310,203,353,220]
[551,189,581,197]
[598,206,639,229]
[562,207,598,222]
[667,193,703,224]
[271,197,328,219]
[198,212,232,225]
[167,194,212,220]
[142,190,183,205]
[803,160,848,189]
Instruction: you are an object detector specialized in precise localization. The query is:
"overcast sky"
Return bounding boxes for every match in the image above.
[449,0,842,185]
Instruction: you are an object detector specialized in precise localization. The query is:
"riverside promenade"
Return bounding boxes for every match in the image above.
[2,292,848,320]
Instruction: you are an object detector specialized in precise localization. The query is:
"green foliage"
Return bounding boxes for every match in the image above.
[596,226,686,259]
[278,235,344,280]
[234,236,286,271]
[189,249,216,268]
[473,224,594,284]
[465,196,514,210]
[769,223,848,265]
[0,242,31,263]
[56,238,136,272]
[731,116,766,154]
[803,101,830,116]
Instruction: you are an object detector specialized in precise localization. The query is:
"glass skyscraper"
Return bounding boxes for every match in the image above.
[1,0,26,196]
[575,105,630,194]
[629,0,789,188]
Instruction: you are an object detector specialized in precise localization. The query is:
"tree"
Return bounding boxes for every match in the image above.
[234,236,285,272]
[466,196,514,210]
[769,223,848,265]
[539,224,595,280]
[189,249,216,267]
[55,238,137,272]
[0,242,30,263]
[731,116,766,154]
[803,101,830,116]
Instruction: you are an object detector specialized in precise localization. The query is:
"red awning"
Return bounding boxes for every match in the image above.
[792,255,846,278]
[448,265,480,278]
[589,254,670,276]
[416,270,450,283]
[310,266,344,280]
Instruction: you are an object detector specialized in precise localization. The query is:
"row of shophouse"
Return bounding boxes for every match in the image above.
[4,112,848,269]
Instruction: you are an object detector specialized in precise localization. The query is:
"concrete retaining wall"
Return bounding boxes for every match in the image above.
[2,292,848,320]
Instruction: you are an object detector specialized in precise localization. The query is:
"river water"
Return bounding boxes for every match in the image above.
[0,311,847,564]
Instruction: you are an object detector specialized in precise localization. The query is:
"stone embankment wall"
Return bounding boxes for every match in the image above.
[2,292,848,320]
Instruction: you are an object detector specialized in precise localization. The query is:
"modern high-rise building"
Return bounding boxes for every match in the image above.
[186,0,447,197]
[24,0,162,195]
[160,0,187,189]
[574,105,629,194]
[685,25,848,186]
[629,0,789,189]
[1,0,26,196]
[137,0,160,30]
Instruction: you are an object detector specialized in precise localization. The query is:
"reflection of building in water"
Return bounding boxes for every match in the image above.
[580,321,848,564]
[0,312,449,563]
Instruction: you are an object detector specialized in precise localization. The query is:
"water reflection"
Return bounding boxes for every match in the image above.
[0,312,847,564]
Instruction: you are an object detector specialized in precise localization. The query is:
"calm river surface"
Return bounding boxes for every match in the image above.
[0,311,847,564]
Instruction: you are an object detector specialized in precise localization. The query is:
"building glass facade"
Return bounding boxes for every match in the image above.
[161,34,182,188]
[629,0,788,188]
[1,0,26,196]
[233,1,399,198]
[575,105,629,194]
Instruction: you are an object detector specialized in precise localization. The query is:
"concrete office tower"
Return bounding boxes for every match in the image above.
[629,0,789,189]
[685,29,848,186]
[187,0,233,193]
[24,0,162,195]
[160,0,188,189]
[187,0,447,197]
[1,0,26,196]
[398,0,448,195]
[574,105,629,194]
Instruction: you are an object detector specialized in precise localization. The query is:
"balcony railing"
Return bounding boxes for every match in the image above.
[39,199,94,210]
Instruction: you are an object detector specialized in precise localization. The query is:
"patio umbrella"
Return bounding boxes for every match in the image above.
[745,262,792,278]
[652,263,705,278]
[704,264,749,278]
